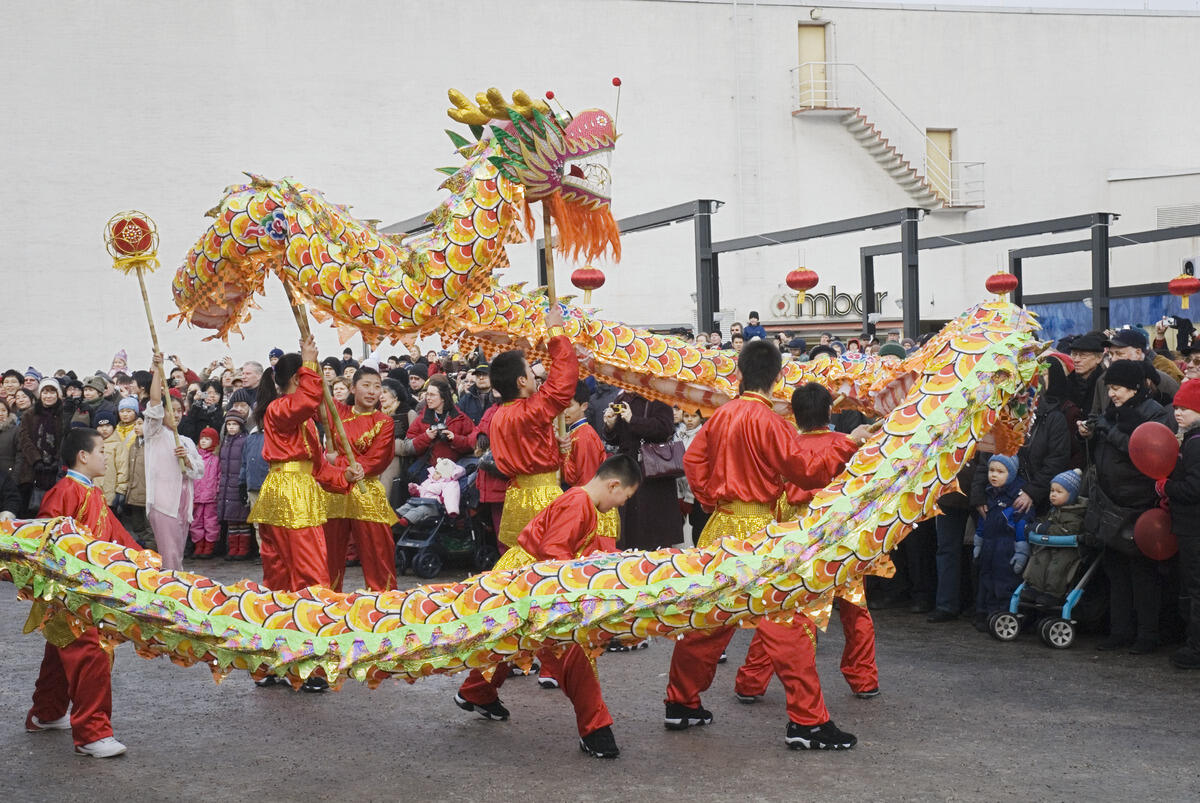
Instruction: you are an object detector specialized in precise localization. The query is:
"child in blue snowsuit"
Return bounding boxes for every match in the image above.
[974,454,1033,630]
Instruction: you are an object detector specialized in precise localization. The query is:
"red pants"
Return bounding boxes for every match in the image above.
[666,621,830,726]
[735,600,878,700]
[324,518,397,592]
[257,523,330,591]
[27,628,114,747]
[457,645,612,737]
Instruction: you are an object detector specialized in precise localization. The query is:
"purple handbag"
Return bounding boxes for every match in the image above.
[639,440,685,479]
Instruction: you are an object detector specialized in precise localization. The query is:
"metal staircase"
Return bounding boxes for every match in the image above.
[790,62,984,210]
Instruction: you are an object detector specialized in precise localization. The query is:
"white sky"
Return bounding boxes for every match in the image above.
[841,0,1200,9]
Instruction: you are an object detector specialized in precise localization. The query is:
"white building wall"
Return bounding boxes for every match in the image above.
[2,0,1199,371]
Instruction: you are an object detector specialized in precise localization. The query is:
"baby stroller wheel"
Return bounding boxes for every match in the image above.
[413,549,443,579]
[1039,617,1075,649]
[394,547,408,576]
[989,611,1020,641]
[473,545,499,573]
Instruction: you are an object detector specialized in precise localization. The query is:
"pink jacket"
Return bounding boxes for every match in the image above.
[193,449,220,504]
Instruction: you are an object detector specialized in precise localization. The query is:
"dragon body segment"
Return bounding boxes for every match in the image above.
[0,303,1041,686]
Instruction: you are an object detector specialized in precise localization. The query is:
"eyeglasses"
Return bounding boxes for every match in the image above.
[1186,357,1200,366]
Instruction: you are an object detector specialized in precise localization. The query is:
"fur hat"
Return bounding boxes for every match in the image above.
[1051,469,1083,504]
[988,454,1019,485]
[1104,359,1145,391]
[1174,378,1200,415]
[37,377,61,397]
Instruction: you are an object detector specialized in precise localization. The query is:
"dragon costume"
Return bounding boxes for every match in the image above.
[1,89,1043,687]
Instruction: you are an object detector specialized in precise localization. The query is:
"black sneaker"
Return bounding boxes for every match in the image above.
[785,720,857,750]
[509,661,540,677]
[734,691,761,704]
[664,701,714,730]
[579,725,620,758]
[853,688,881,699]
[1170,648,1200,669]
[454,693,510,721]
[537,676,559,690]
[300,676,328,693]
[717,651,728,664]
[254,675,281,688]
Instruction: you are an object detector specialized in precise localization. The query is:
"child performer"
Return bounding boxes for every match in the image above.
[734,383,881,719]
[454,454,641,759]
[218,409,253,561]
[974,454,1033,631]
[25,428,140,757]
[324,365,399,592]
[146,353,204,570]
[189,427,221,559]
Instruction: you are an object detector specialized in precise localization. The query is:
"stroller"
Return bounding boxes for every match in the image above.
[393,457,499,579]
[987,530,1103,648]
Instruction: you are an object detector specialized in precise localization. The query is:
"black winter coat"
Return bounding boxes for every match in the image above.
[1089,390,1172,510]
[179,401,222,443]
[1165,424,1200,539]
[972,398,1072,514]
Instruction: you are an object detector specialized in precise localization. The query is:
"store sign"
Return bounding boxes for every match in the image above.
[770,286,888,319]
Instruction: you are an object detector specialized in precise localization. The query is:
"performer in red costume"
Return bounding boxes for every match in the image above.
[25,427,140,758]
[488,303,577,553]
[324,365,398,592]
[663,341,871,750]
[454,454,641,759]
[734,383,882,718]
[560,381,619,551]
[247,336,362,691]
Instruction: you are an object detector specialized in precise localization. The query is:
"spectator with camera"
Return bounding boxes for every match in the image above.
[409,375,475,471]
[602,390,683,551]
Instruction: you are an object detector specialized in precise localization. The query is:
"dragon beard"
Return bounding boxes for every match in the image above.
[524,192,621,264]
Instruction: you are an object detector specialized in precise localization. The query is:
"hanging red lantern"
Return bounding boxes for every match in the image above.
[786,268,819,304]
[571,265,605,304]
[985,270,1019,299]
[1169,273,1200,310]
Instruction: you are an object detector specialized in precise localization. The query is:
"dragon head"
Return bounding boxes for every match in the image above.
[447,88,620,262]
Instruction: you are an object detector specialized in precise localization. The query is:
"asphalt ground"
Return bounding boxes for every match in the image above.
[2,560,1198,803]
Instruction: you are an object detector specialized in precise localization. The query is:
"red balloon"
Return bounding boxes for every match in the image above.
[1128,421,1179,480]
[1134,508,1178,560]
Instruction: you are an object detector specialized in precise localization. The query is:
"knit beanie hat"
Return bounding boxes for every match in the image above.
[223,408,247,426]
[408,363,428,380]
[1175,378,1200,414]
[1051,469,1083,504]
[111,349,128,368]
[199,426,219,446]
[879,343,907,360]
[118,396,140,413]
[37,377,61,397]
[1104,359,1145,391]
[25,366,42,382]
[988,454,1019,485]
[94,410,116,428]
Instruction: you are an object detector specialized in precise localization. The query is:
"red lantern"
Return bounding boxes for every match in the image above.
[985,270,1019,299]
[786,268,819,304]
[571,265,605,304]
[1169,273,1200,310]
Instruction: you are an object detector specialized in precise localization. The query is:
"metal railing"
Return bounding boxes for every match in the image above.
[789,62,984,208]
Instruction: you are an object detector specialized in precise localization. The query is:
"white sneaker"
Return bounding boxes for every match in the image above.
[27,714,71,732]
[75,737,126,758]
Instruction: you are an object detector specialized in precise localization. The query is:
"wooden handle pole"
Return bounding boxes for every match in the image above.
[134,266,188,473]
[279,277,366,493]
[542,204,567,441]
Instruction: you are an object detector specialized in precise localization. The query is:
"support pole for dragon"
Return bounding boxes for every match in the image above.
[543,202,567,440]
[104,212,187,472]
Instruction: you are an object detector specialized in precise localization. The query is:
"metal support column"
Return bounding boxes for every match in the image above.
[695,205,717,333]
[900,208,921,340]
[1090,213,1111,331]
[536,244,547,288]
[1007,254,1023,307]
[860,252,876,336]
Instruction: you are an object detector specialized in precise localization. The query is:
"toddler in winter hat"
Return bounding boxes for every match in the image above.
[1050,469,1082,505]
[987,454,1019,488]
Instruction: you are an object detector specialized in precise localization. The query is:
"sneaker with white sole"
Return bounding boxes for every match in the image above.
[75,736,127,758]
[664,701,714,730]
[785,720,857,750]
[579,725,620,758]
[537,676,559,690]
[454,693,510,721]
[26,713,71,732]
[853,687,880,699]
[734,691,762,704]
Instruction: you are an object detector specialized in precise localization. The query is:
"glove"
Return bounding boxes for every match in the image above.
[1011,541,1030,575]
[112,493,125,517]
[238,482,248,506]
[973,534,983,560]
